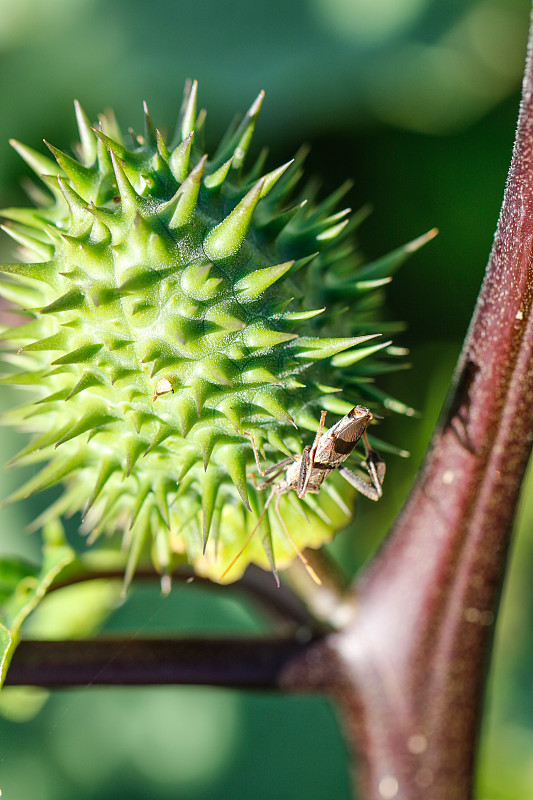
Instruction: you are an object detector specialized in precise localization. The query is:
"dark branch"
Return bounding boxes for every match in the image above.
[5,636,315,688]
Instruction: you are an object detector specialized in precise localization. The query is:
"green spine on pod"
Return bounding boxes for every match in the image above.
[0,81,435,588]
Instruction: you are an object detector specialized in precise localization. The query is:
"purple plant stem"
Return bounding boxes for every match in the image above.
[281,13,533,800]
[5,637,310,688]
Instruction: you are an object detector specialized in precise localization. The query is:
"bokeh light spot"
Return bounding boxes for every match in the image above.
[311,0,429,47]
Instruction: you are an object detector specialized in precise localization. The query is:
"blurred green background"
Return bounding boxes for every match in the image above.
[0,0,532,797]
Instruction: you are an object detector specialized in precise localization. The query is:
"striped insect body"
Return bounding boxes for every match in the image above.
[221,406,385,583]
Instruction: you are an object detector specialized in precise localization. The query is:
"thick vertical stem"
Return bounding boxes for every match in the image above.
[283,9,533,799]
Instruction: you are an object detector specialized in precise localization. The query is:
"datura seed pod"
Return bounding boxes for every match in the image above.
[0,81,434,588]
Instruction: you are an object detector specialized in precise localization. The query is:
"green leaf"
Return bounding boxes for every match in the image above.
[0,521,75,688]
[0,557,38,603]
[0,624,12,687]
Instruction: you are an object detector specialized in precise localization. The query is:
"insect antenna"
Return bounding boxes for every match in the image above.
[219,487,276,582]
[274,495,322,585]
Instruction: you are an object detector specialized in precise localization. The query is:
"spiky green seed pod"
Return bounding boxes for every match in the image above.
[0,82,435,587]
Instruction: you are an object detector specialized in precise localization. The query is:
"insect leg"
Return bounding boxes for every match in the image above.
[273,493,321,585]
[243,429,268,476]
[364,451,386,494]
[338,464,383,501]
[263,458,295,476]
[296,445,312,498]
[256,464,292,490]
[243,431,295,487]
[362,432,386,495]
[297,410,327,498]
[219,487,276,581]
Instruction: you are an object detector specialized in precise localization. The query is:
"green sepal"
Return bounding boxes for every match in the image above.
[0,369,48,387]
[56,177,94,231]
[118,266,175,295]
[320,395,355,415]
[216,398,243,431]
[175,448,199,484]
[156,129,170,162]
[241,366,281,385]
[309,179,354,220]
[0,282,43,309]
[34,389,70,405]
[267,430,294,458]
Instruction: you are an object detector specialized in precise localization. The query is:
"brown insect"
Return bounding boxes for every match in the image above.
[220,406,385,582]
